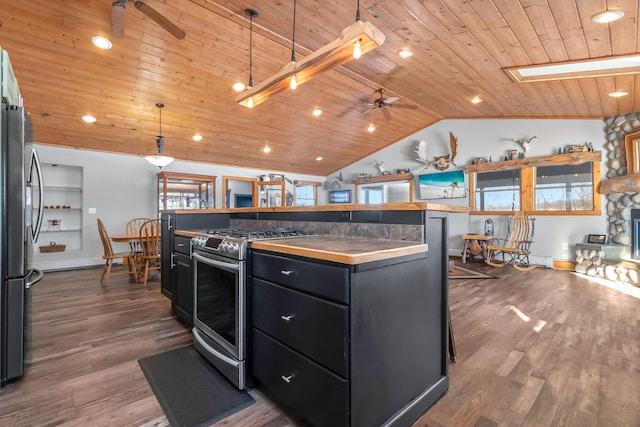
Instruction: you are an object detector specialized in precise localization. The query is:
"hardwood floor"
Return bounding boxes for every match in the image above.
[0,263,638,426]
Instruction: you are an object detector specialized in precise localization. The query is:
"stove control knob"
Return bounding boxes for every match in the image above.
[220,242,229,252]
[228,243,238,255]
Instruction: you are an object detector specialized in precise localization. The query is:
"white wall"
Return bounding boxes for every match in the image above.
[33,145,324,271]
[333,118,607,264]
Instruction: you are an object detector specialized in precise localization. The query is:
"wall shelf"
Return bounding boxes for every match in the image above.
[464,151,601,173]
[351,172,413,185]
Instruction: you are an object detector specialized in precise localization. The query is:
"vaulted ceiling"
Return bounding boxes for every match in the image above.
[2,0,639,176]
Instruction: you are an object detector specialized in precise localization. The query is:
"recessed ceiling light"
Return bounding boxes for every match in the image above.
[232,82,246,92]
[192,134,203,141]
[505,54,640,82]
[608,91,629,97]
[91,36,112,50]
[398,49,414,58]
[263,145,271,153]
[81,115,96,123]
[312,109,322,116]
[591,10,625,23]
[470,96,482,104]
[367,124,376,132]
[316,156,323,161]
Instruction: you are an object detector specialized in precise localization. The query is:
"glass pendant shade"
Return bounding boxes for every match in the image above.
[146,104,175,168]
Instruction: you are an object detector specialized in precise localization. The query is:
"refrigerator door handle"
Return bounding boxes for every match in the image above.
[26,269,43,289]
[30,148,44,242]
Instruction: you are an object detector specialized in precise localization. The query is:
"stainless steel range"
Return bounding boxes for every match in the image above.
[191,228,314,389]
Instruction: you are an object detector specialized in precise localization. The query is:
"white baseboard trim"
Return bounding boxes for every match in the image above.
[34,257,108,272]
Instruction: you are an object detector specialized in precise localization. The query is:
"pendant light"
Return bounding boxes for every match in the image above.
[145,103,175,168]
[353,0,362,58]
[245,9,258,108]
[289,0,298,90]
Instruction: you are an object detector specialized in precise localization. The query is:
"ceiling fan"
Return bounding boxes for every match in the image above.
[369,88,417,121]
[110,0,186,40]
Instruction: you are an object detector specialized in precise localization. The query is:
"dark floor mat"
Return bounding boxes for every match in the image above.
[138,345,254,427]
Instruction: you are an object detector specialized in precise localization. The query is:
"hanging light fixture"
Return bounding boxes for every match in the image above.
[145,103,175,168]
[289,0,298,90]
[236,2,385,108]
[353,0,362,58]
[243,9,259,108]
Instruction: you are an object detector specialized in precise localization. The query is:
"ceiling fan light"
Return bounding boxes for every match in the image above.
[353,39,362,59]
[591,10,624,23]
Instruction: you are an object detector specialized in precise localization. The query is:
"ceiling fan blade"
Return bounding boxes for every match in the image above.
[382,108,392,121]
[384,96,399,104]
[110,2,126,39]
[389,103,417,110]
[134,1,186,39]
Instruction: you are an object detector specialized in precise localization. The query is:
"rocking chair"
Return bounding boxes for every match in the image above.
[485,211,537,271]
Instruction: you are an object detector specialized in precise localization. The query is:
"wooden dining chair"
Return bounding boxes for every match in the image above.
[97,218,137,286]
[126,217,151,273]
[137,219,162,286]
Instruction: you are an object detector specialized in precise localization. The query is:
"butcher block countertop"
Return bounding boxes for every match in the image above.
[251,236,427,265]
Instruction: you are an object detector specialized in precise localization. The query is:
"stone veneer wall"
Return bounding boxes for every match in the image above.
[230,219,423,242]
[603,112,640,245]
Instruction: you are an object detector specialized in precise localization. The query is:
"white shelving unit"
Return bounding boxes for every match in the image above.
[35,164,83,254]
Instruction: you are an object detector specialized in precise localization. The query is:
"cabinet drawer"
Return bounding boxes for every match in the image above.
[252,278,349,376]
[251,252,349,303]
[173,236,191,255]
[253,328,349,427]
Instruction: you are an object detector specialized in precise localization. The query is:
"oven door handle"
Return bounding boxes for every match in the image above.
[193,328,241,368]
[193,252,240,272]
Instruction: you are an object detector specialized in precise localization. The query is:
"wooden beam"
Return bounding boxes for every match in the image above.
[599,173,640,194]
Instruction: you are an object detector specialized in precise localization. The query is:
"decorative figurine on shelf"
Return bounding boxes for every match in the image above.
[514,136,537,152]
[415,131,458,171]
[370,160,385,175]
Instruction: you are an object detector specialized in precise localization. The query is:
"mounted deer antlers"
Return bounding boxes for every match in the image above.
[415,132,458,171]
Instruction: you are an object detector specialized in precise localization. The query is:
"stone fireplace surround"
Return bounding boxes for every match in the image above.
[577,112,640,285]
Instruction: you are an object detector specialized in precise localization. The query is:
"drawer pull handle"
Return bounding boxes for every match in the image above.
[281,374,294,384]
[280,269,294,276]
[281,315,294,322]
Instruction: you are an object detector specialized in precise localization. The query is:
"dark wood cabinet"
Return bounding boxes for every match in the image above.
[160,211,230,316]
[172,236,193,325]
[251,249,448,427]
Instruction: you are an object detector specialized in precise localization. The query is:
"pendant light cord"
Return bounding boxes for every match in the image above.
[249,13,254,88]
[355,0,360,21]
[291,0,297,63]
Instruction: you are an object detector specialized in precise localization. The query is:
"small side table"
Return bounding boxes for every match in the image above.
[460,234,492,263]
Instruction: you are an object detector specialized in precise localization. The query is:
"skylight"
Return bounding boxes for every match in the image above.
[504,54,640,83]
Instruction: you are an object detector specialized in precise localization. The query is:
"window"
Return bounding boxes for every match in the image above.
[466,151,601,216]
[535,164,593,211]
[294,181,321,206]
[473,169,521,211]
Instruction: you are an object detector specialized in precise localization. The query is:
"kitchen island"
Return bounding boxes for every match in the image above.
[162,203,461,424]
[250,236,446,426]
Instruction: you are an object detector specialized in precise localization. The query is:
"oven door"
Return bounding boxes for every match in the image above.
[192,250,245,361]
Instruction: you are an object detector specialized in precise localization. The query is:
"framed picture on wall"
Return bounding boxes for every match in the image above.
[418,170,466,199]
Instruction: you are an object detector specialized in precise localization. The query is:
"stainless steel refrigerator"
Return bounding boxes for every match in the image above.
[0,103,44,387]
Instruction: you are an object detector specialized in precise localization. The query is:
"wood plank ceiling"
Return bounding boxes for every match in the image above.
[1,0,639,176]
